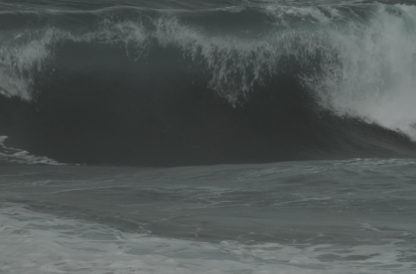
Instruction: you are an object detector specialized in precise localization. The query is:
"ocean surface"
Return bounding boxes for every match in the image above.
[1,159,416,273]
[0,0,416,273]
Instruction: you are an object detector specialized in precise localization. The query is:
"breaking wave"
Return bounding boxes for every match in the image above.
[0,1,416,165]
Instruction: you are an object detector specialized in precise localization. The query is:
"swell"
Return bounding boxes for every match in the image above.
[0,2,416,165]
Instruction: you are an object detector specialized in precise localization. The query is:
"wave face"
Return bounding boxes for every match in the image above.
[0,0,416,165]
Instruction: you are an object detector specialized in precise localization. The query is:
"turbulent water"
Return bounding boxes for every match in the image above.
[0,0,416,273]
[1,159,416,273]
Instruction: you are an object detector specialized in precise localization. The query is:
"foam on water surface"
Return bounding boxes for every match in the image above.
[0,160,415,273]
[0,203,414,274]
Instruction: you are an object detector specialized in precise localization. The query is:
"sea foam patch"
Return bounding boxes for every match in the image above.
[0,203,413,274]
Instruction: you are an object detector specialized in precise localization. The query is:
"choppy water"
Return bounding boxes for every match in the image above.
[1,159,415,273]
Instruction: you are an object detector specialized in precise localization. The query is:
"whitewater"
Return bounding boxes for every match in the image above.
[0,0,416,273]
[1,159,416,273]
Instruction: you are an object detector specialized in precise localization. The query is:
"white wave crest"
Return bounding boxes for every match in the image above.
[309,4,416,139]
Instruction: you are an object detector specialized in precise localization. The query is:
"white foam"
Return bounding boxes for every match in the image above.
[310,4,416,140]
[0,203,413,274]
[0,28,56,100]
[0,136,62,165]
